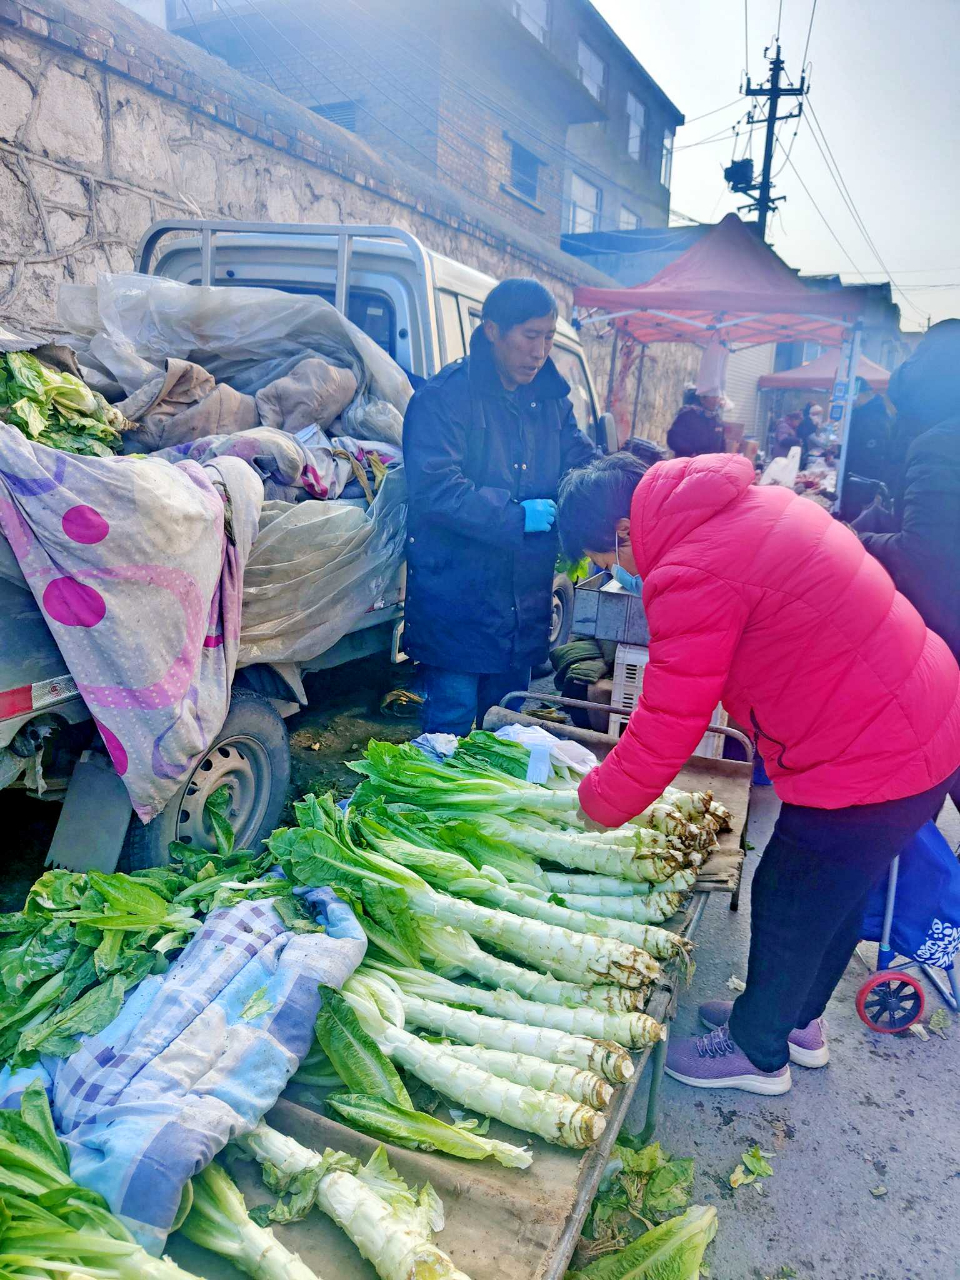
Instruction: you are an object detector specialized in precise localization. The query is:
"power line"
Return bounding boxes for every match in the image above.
[776,0,784,40]
[681,98,744,127]
[802,100,927,321]
[178,0,214,56]
[773,133,872,283]
[211,0,284,93]
[801,0,818,68]
[743,0,750,77]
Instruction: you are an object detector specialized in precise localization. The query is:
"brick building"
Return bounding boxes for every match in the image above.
[164,0,683,253]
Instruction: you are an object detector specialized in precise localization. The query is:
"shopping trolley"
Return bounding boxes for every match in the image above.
[855,820,960,1032]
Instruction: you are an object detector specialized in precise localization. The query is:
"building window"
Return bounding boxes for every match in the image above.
[512,0,548,42]
[509,140,540,202]
[577,39,606,101]
[312,100,358,133]
[661,129,674,187]
[627,91,646,161]
[619,207,641,231]
[567,173,602,234]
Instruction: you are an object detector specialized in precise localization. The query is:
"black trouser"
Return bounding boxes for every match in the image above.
[729,771,958,1072]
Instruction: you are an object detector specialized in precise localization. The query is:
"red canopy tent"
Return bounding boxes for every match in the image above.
[758,348,891,391]
[574,214,869,349]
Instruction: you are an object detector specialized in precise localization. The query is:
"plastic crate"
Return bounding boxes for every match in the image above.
[572,572,651,644]
[609,642,728,756]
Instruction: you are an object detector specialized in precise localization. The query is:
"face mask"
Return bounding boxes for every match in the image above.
[612,541,643,594]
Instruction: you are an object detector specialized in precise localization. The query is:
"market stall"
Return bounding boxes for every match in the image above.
[574,213,870,445]
[0,724,751,1280]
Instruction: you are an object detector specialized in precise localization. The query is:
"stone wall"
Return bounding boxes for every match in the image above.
[0,0,693,443]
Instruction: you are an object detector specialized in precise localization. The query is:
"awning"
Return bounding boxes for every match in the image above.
[574,214,870,349]
[758,348,891,391]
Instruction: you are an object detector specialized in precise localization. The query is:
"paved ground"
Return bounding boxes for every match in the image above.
[625,787,960,1280]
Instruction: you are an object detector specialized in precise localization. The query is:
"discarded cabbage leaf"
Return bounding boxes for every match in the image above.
[567,1204,718,1279]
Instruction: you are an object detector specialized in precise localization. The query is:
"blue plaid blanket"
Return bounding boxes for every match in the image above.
[0,891,365,1253]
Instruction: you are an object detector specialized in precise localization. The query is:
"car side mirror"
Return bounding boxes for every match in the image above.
[598,412,619,454]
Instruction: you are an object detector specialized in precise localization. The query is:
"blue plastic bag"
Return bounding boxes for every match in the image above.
[861,820,960,969]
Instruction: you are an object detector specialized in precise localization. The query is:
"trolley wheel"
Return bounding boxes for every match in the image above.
[856,970,926,1033]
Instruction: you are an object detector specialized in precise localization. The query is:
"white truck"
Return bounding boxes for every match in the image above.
[0,220,616,869]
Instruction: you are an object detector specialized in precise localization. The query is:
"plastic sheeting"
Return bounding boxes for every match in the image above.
[59,273,411,448]
[239,467,406,664]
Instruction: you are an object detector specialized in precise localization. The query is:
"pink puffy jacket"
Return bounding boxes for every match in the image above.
[579,454,960,827]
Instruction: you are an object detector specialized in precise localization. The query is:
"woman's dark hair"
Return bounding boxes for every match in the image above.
[558,451,650,561]
[482,278,558,332]
[682,386,702,407]
[621,436,666,467]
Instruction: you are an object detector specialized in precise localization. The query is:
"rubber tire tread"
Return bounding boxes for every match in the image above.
[119,688,290,872]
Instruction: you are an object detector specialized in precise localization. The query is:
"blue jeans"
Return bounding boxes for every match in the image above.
[421,666,531,737]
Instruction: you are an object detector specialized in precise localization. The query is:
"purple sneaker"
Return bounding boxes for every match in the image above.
[699,1000,830,1068]
[665,1025,792,1095]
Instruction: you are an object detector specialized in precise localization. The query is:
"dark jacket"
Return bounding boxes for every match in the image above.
[666,406,724,457]
[402,328,596,673]
[859,419,960,659]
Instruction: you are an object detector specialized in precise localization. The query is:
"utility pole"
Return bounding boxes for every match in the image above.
[725,44,807,240]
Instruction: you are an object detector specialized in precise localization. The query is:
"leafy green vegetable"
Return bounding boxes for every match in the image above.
[325,1092,531,1167]
[0,351,126,457]
[0,798,285,1071]
[181,1158,319,1280]
[240,986,274,1022]
[0,1079,200,1278]
[731,1144,775,1187]
[567,1205,717,1280]
[315,986,413,1109]
[742,1145,774,1179]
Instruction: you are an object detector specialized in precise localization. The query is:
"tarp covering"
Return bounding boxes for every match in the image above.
[574,214,870,348]
[758,347,891,391]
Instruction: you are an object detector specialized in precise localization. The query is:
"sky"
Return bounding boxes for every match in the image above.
[594,0,960,331]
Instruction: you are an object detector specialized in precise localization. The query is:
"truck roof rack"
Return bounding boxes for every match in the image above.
[135,219,430,315]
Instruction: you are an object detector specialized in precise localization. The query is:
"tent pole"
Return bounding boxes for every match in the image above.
[605,328,620,412]
[833,323,863,512]
[630,344,648,438]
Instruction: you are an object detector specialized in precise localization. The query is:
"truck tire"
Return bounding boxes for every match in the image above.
[119,689,291,872]
[534,575,576,678]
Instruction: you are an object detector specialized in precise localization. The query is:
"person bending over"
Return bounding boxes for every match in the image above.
[557,450,960,1095]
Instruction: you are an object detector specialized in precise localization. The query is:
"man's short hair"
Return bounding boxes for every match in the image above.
[482,278,558,332]
[558,451,650,561]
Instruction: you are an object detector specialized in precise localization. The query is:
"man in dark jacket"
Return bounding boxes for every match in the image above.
[857,320,960,659]
[403,278,596,735]
[666,389,725,457]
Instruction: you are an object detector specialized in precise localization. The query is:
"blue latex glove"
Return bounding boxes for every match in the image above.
[521,498,557,533]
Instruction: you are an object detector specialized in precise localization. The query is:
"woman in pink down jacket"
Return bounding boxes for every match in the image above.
[557,451,960,1096]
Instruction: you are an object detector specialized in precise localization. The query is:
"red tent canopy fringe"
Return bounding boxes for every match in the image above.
[758,348,891,391]
[574,214,870,349]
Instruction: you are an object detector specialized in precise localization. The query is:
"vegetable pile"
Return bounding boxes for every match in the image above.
[267,732,730,1164]
[568,1135,717,1279]
[0,351,126,457]
[0,789,310,1072]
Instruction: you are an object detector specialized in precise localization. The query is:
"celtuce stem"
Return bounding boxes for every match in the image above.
[439,1043,613,1111]
[397,992,635,1083]
[419,922,648,1013]
[409,885,659,987]
[379,1022,606,1148]
[235,1125,473,1280]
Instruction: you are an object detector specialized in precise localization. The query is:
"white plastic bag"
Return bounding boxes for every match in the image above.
[238,467,406,664]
